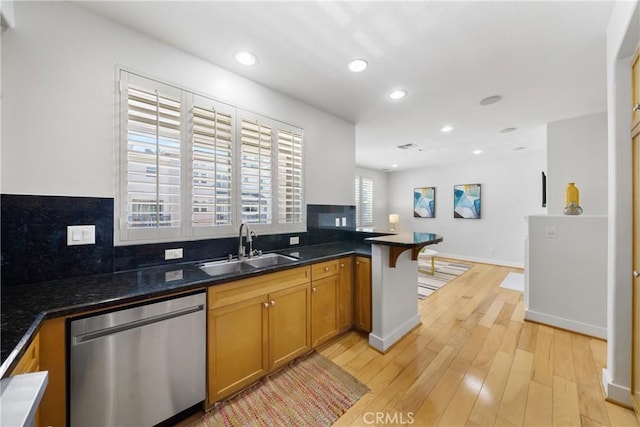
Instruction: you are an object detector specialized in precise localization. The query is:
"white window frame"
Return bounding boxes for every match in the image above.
[355,175,374,227]
[117,69,306,245]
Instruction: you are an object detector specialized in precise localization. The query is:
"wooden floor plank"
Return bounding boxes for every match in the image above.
[437,365,486,426]
[571,334,611,425]
[468,351,515,426]
[552,375,581,427]
[523,381,552,427]
[497,348,534,426]
[553,328,576,382]
[531,324,554,387]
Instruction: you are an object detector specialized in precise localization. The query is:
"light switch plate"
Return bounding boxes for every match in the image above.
[67,225,95,246]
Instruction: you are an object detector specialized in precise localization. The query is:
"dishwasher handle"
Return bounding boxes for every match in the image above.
[72,304,204,345]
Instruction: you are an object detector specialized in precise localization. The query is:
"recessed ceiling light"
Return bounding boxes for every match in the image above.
[348,59,368,72]
[235,51,258,66]
[441,125,453,133]
[500,127,517,133]
[473,150,483,155]
[391,164,398,168]
[388,89,408,100]
[479,95,503,106]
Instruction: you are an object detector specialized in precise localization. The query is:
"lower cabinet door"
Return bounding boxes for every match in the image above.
[311,275,339,347]
[269,283,311,370]
[354,256,372,333]
[208,295,269,404]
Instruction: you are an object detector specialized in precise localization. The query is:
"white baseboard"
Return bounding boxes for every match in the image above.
[602,368,632,406]
[525,309,606,339]
[436,252,524,269]
[368,313,420,353]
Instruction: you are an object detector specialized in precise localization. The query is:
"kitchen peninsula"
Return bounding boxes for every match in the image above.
[364,232,443,352]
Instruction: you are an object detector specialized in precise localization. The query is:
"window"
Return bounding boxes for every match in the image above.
[277,127,303,225]
[240,116,273,225]
[191,95,235,234]
[118,71,305,243]
[355,176,373,227]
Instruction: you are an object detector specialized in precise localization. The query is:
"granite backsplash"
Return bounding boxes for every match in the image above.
[1,197,379,287]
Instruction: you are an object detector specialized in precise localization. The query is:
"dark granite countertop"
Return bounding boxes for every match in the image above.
[365,232,443,247]
[0,241,370,377]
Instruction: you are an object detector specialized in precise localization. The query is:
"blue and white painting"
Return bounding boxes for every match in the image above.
[414,187,435,218]
[454,184,481,219]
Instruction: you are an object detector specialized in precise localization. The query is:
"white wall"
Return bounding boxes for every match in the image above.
[526,215,607,339]
[1,1,355,205]
[603,0,639,407]
[387,149,547,267]
[355,166,388,230]
[547,112,608,215]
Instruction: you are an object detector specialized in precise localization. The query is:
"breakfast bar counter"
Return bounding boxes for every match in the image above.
[364,232,443,352]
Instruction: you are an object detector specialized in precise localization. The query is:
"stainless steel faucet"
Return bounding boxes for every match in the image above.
[238,222,252,260]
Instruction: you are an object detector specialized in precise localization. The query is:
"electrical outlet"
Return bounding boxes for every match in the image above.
[341,217,347,226]
[165,248,183,260]
[290,236,299,245]
[335,218,340,227]
[67,225,95,246]
[545,226,557,238]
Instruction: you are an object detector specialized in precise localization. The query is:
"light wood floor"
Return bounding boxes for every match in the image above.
[319,261,639,427]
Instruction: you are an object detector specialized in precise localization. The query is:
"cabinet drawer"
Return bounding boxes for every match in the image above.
[208,266,310,310]
[311,260,339,281]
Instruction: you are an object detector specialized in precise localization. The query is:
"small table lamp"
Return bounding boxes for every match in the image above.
[389,214,399,231]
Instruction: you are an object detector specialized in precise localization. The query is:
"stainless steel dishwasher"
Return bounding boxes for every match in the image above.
[69,292,206,427]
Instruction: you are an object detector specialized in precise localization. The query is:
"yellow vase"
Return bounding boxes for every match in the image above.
[563,182,583,215]
[565,182,579,206]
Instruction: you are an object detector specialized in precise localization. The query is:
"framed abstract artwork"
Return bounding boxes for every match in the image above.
[454,184,481,219]
[414,187,435,218]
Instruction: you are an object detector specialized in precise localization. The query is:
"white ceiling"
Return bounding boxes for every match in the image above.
[78,1,614,171]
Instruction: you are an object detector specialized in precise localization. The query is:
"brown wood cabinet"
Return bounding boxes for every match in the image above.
[633,50,640,130]
[354,256,372,333]
[632,111,640,416]
[311,259,340,347]
[11,333,40,376]
[207,266,311,406]
[338,256,353,332]
[632,46,640,420]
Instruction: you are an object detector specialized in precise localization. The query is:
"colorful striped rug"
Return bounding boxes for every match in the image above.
[418,259,472,299]
[191,352,369,426]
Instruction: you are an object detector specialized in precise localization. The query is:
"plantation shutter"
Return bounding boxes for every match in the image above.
[355,176,374,226]
[192,98,234,228]
[125,79,182,230]
[277,128,303,224]
[240,116,273,224]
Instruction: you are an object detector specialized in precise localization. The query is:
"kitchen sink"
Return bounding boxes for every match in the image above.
[199,253,298,276]
[199,259,247,276]
[244,253,298,269]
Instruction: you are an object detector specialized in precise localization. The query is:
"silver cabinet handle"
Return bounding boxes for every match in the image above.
[634,270,640,278]
[270,300,276,306]
[340,263,345,268]
[312,287,317,293]
[324,267,329,272]
[634,103,640,112]
[263,302,269,308]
